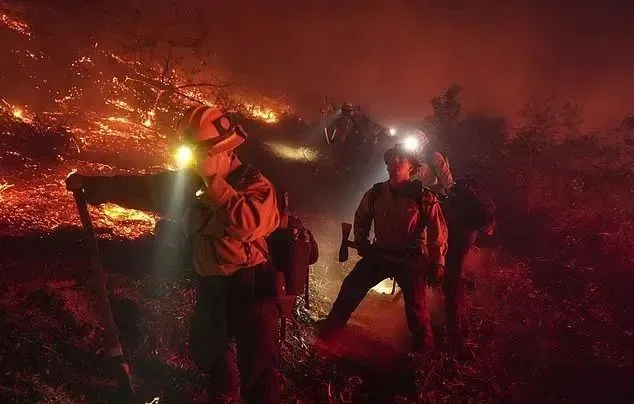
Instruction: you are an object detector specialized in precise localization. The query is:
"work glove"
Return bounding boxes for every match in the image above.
[426,264,445,286]
[64,172,104,205]
[65,172,85,191]
[357,241,372,257]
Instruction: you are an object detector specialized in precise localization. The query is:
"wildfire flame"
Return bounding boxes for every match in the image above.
[245,104,278,124]
[1,99,33,123]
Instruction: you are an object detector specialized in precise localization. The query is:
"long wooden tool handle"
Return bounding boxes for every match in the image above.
[72,190,134,396]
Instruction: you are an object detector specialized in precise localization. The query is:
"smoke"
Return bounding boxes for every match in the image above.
[5,0,634,128]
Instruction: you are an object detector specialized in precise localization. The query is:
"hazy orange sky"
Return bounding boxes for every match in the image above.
[10,0,634,128]
[203,0,634,128]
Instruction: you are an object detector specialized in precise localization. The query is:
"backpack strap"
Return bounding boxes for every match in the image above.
[251,237,271,262]
[368,182,383,222]
[368,180,429,229]
[411,180,430,229]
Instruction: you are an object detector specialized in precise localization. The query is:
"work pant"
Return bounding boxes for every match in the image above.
[322,256,430,340]
[189,263,280,404]
[443,224,478,332]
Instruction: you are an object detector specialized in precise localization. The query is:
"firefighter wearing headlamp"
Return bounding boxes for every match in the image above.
[317,143,448,353]
[65,106,282,403]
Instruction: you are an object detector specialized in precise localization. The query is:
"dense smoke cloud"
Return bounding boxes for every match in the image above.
[7,0,634,127]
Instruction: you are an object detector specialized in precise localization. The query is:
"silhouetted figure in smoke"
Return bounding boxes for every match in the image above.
[441,177,495,345]
[352,105,379,173]
[320,96,336,139]
[329,102,362,173]
[415,135,454,195]
[317,143,448,353]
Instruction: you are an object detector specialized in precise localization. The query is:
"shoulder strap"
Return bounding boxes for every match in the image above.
[411,180,430,229]
[251,237,271,261]
[368,182,383,220]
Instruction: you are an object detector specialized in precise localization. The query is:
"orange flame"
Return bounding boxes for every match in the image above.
[245,104,279,123]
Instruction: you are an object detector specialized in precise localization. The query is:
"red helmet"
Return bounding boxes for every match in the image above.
[176,105,247,154]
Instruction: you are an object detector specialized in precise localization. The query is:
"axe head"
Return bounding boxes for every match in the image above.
[338,222,353,262]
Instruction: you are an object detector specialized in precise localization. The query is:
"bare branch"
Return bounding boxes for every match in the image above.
[176,82,237,90]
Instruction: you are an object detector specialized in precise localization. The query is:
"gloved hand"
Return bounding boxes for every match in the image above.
[65,172,85,191]
[357,241,372,257]
[426,264,445,286]
[64,172,103,205]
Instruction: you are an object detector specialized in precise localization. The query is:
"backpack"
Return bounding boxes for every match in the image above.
[444,176,496,231]
[266,216,318,315]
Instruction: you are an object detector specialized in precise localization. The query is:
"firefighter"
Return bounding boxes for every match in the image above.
[441,177,495,345]
[317,143,449,352]
[442,205,477,345]
[330,102,359,172]
[416,139,454,195]
[65,106,281,403]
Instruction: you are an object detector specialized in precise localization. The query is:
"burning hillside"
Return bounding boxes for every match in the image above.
[0,8,291,239]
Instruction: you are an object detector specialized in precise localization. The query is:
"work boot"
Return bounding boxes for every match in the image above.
[412,331,434,354]
[313,320,346,357]
[446,314,467,348]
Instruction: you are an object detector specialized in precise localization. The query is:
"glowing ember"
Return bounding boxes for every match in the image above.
[264,142,318,162]
[0,181,14,200]
[371,279,397,295]
[107,99,136,112]
[1,13,32,38]
[12,108,23,119]
[106,116,130,124]
[100,203,156,226]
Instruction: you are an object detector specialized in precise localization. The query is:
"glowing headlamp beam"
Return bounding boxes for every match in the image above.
[403,136,419,151]
[175,145,194,168]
